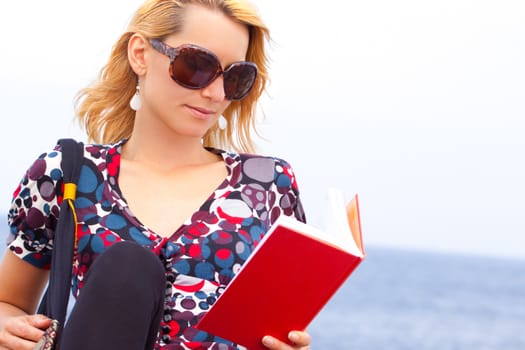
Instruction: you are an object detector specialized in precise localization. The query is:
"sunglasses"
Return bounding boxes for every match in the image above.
[149,39,258,101]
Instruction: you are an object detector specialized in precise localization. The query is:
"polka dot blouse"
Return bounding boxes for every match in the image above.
[7,140,306,349]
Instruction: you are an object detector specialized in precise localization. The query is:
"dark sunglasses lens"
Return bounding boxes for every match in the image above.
[223,63,257,100]
[169,47,219,88]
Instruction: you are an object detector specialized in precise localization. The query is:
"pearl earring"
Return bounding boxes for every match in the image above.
[218,115,228,130]
[129,85,142,111]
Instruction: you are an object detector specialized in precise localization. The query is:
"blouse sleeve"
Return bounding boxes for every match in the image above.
[270,157,306,224]
[6,146,64,269]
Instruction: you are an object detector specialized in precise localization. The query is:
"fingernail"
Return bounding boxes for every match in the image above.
[289,332,299,343]
[262,336,275,347]
[35,315,48,322]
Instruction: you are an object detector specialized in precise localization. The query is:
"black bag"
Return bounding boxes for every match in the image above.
[35,138,84,349]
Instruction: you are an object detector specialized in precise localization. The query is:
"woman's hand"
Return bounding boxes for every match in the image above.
[0,251,52,349]
[0,314,51,350]
[262,330,311,350]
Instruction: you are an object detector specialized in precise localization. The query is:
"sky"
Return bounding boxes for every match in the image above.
[0,1,524,259]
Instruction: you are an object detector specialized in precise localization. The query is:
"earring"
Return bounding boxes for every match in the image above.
[218,115,228,130]
[129,85,142,111]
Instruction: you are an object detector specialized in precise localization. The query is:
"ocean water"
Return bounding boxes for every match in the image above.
[1,242,524,349]
[309,247,525,350]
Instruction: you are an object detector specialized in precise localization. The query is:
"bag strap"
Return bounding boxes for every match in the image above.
[37,138,84,337]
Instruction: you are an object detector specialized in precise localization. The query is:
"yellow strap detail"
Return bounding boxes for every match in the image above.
[63,183,77,201]
[67,199,79,250]
[64,182,78,250]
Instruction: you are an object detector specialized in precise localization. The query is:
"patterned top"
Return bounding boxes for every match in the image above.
[7,140,306,349]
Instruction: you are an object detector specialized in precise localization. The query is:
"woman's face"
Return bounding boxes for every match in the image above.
[140,5,250,139]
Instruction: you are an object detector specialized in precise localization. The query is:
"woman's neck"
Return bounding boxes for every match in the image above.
[121,131,219,173]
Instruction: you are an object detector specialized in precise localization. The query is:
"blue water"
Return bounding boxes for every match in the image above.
[1,240,523,349]
[309,247,525,350]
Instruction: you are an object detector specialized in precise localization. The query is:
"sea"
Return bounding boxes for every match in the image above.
[308,247,525,350]
[1,240,524,349]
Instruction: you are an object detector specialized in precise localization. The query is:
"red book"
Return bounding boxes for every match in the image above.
[196,189,366,350]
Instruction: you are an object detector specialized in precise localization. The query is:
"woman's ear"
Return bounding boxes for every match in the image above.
[128,33,148,76]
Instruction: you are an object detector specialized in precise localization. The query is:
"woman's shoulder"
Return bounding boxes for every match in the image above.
[212,148,294,170]
[210,148,299,188]
[23,139,124,179]
[55,138,124,154]
[48,139,125,164]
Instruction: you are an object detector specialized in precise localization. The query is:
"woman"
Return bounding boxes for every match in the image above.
[0,0,311,349]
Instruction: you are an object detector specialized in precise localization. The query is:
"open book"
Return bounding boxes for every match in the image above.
[196,188,365,350]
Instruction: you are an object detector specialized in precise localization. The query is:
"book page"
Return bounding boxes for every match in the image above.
[244,188,364,270]
[321,188,364,257]
[347,194,364,253]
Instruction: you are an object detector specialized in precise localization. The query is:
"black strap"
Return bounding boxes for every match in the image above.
[37,138,84,340]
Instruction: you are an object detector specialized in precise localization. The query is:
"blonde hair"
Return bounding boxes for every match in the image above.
[75,0,270,153]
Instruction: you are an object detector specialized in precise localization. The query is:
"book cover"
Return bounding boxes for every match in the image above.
[196,189,365,350]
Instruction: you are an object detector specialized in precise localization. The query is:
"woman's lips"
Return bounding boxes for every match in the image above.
[186,105,215,120]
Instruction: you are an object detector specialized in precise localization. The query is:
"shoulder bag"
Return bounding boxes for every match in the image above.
[34,138,84,350]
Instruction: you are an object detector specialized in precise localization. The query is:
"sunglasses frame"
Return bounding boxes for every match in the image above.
[149,39,258,101]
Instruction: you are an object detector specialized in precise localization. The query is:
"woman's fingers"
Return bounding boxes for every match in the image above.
[0,315,50,349]
[262,331,311,349]
[10,315,50,341]
[288,331,311,347]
